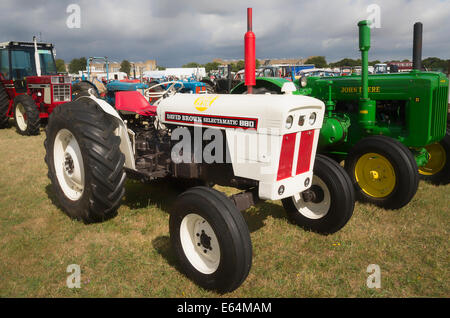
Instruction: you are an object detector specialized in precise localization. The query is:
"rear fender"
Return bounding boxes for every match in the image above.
[79,95,136,170]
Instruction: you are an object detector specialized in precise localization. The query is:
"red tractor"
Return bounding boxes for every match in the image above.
[0,38,72,135]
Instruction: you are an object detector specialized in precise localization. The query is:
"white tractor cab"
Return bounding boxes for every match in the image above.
[44,9,355,293]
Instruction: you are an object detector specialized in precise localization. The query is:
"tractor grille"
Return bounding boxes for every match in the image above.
[53,84,71,102]
[277,130,315,181]
[431,85,448,139]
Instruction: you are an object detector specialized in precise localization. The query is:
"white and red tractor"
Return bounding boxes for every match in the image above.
[44,81,355,292]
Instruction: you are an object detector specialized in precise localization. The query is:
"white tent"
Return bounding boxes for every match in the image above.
[143,67,206,80]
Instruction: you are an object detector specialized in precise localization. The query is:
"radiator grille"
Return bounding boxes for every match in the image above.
[431,85,448,138]
[53,84,71,102]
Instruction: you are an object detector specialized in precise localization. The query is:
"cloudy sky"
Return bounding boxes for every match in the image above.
[1,0,449,66]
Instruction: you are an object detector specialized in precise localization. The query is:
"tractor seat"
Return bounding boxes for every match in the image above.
[114,91,157,116]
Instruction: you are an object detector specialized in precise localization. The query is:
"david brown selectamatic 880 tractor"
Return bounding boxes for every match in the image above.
[44,10,355,292]
[234,20,449,209]
[0,38,72,135]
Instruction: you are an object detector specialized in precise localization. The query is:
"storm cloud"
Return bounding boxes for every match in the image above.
[0,0,449,66]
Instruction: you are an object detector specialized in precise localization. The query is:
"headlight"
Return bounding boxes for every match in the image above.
[298,115,305,126]
[285,115,293,129]
[309,112,317,125]
[300,76,308,88]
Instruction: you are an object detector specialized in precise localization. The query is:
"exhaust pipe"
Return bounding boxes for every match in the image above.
[244,8,256,94]
[412,22,423,70]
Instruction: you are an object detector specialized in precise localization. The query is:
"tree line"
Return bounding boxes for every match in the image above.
[55,56,449,75]
[301,56,449,71]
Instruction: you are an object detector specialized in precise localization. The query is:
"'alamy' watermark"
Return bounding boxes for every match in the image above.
[366,264,381,289]
[66,264,81,288]
[66,4,81,29]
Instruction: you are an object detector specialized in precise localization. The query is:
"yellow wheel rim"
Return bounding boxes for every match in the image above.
[418,143,446,176]
[354,153,396,198]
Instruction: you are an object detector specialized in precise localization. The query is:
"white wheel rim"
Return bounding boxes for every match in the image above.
[292,176,331,219]
[179,213,220,274]
[53,129,85,201]
[15,103,27,131]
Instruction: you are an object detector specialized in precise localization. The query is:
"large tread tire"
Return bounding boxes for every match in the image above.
[13,94,40,135]
[44,97,126,223]
[169,186,252,293]
[282,154,355,234]
[345,135,419,210]
[419,129,450,185]
[0,83,10,128]
[72,81,99,100]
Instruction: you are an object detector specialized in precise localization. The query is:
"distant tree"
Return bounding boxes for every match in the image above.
[120,60,131,76]
[255,59,261,68]
[329,58,360,68]
[369,60,381,66]
[157,65,166,70]
[68,57,86,74]
[55,59,66,73]
[304,56,327,68]
[422,57,447,71]
[204,61,220,73]
[183,62,201,68]
[401,59,411,62]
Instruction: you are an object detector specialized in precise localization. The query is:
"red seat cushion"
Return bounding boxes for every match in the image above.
[115,91,157,116]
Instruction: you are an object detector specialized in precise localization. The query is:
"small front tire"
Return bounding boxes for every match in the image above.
[170,186,252,293]
[13,94,40,135]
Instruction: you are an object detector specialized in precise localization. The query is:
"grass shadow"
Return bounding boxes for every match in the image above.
[243,200,289,233]
[122,178,180,213]
[152,235,179,270]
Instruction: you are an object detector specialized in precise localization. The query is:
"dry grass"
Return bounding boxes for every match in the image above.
[0,123,449,297]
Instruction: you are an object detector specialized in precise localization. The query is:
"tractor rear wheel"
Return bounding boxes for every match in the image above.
[345,135,419,209]
[169,186,252,293]
[418,129,450,185]
[72,81,99,100]
[0,84,10,128]
[44,98,126,223]
[282,154,355,234]
[13,94,40,135]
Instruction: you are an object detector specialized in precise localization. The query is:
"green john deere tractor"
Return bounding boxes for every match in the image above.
[232,20,449,209]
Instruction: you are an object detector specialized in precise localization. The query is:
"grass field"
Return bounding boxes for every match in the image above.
[0,124,449,298]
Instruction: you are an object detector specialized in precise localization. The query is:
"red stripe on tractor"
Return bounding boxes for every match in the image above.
[277,133,297,181]
[296,130,315,175]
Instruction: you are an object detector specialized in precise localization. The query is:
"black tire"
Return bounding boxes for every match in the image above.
[169,186,252,293]
[0,83,10,128]
[419,129,450,185]
[204,83,215,94]
[44,98,126,223]
[345,135,419,209]
[282,154,355,234]
[72,81,99,100]
[13,94,40,135]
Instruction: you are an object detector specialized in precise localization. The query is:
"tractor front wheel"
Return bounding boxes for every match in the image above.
[345,135,419,209]
[44,98,126,223]
[169,186,252,293]
[13,94,40,135]
[282,154,355,234]
[418,129,450,185]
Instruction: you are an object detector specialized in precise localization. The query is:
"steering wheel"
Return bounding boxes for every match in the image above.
[144,81,185,99]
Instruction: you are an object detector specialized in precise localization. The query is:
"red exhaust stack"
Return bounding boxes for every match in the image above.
[244,8,256,94]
